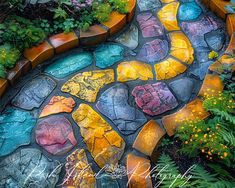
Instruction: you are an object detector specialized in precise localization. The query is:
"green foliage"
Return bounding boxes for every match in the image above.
[108,0,128,14]
[155,154,235,188]
[53,18,79,33]
[92,2,112,22]
[0,16,46,50]
[159,136,173,147]
[53,7,68,19]
[0,64,6,79]
[0,44,20,69]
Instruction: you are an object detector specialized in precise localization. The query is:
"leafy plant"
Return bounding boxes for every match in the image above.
[208,50,219,60]
[92,1,112,22]
[108,0,128,14]
[0,64,6,79]
[0,15,46,50]
[154,154,235,187]
[0,44,20,69]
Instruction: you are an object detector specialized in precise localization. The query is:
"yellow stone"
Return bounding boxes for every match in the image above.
[117,61,153,82]
[63,149,96,188]
[154,58,187,80]
[72,104,125,168]
[157,2,180,31]
[169,32,194,64]
[61,69,114,102]
[160,0,176,3]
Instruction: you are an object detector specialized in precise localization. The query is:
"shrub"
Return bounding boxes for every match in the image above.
[0,64,6,79]
[0,16,46,50]
[0,44,20,69]
[92,2,112,22]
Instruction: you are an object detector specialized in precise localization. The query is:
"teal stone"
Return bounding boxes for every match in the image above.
[45,52,93,78]
[178,2,202,21]
[97,174,119,188]
[95,44,124,68]
[0,108,36,157]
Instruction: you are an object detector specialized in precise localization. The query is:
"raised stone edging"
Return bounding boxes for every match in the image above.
[0,0,136,98]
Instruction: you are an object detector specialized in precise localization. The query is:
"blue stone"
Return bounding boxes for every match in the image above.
[96,83,147,135]
[179,2,202,21]
[95,44,124,68]
[45,52,93,78]
[97,174,119,188]
[190,61,213,80]
[0,108,36,157]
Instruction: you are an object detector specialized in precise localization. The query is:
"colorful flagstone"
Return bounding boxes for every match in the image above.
[96,83,147,135]
[178,2,202,21]
[39,96,76,118]
[61,69,114,102]
[72,104,126,168]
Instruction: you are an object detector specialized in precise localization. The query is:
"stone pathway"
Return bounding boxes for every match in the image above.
[0,0,230,187]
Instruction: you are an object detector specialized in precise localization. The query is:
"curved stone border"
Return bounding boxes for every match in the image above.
[0,0,136,98]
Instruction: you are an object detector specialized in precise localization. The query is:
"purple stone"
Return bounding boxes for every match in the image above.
[181,15,221,47]
[137,39,169,63]
[137,12,164,38]
[132,82,178,116]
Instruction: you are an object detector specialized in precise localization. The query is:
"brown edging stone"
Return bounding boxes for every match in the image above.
[0,79,8,98]
[226,14,235,37]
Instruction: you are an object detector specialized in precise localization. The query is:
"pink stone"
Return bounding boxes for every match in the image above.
[137,12,164,38]
[132,82,178,116]
[35,116,77,155]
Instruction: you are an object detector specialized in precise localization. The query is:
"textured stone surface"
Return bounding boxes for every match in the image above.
[157,2,180,31]
[97,174,119,188]
[35,116,77,155]
[205,29,225,51]
[178,2,202,21]
[154,58,187,80]
[127,154,152,188]
[198,74,224,97]
[169,31,194,64]
[61,69,114,102]
[0,108,36,157]
[12,76,56,110]
[94,44,124,68]
[137,0,161,11]
[39,96,76,118]
[96,83,147,135]
[117,61,153,82]
[137,39,169,63]
[45,52,93,78]
[169,78,194,102]
[181,15,220,47]
[133,120,166,156]
[209,54,235,73]
[132,82,178,116]
[0,148,61,188]
[195,47,211,63]
[115,24,139,50]
[72,104,125,168]
[63,149,96,188]
[137,12,164,38]
[190,61,212,80]
[162,98,210,136]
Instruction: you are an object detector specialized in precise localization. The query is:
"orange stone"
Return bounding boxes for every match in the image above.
[133,120,165,156]
[80,25,108,46]
[154,58,187,80]
[210,0,232,19]
[0,78,8,98]
[39,96,76,118]
[225,33,235,54]
[49,32,79,54]
[23,41,54,69]
[127,153,152,188]
[198,74,224,97]
[7,59,31,86]
[160,0,175,3]
[209,54,235,73]
[162,98,210,136]
[102,11,126,36]
[226,15,235,37]
[126,0,136,22]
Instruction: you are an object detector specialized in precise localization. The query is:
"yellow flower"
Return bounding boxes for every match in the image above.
[224,152,228,157]
[204,134,207,138]
[195,134,198,138]
[185,141,188,144]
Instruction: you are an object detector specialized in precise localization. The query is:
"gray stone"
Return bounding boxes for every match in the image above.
[115,24,138,50]
[169,78,194,102]
[205,29,225,51]
[12,76,56,110]
[0,148,62,188]
[137,0,161,11]
[195,47,211,63]
[190,61,213,80]
[96,83,147,135]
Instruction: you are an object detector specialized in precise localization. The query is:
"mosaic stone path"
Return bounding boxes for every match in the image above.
[0,0,233,187]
